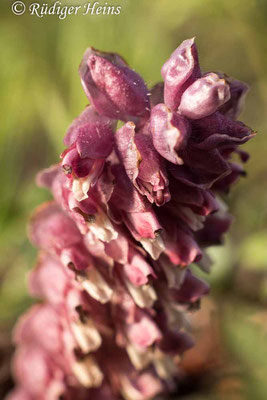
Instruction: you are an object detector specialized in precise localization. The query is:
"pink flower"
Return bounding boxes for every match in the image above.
[10,37,255,400]
[150,103,190,165]
[61,106,116,201]
[79,48,150,123]
[178,73,230,119]
[115,122,170,205]
[161,38,201,111]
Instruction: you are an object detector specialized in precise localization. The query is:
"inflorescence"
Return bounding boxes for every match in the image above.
[9,38,254,400]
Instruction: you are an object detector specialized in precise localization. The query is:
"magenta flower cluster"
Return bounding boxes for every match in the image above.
[9,38,254,400]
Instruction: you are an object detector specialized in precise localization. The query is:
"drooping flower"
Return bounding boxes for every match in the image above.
[9,38,254,400]
[115,122,170,205]
[61,106,116,201]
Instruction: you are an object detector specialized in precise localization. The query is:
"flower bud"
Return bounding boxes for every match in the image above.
[179,73,230,119]
[79,48,150,122]
[172,270,210,303]
[162,38,201,111]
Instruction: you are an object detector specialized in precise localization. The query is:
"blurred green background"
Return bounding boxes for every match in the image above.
[0,0,267,398]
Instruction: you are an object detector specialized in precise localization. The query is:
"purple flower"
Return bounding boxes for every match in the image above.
[150,103,190,165]
[161,37,201,111]
[79,48,150,123]
[217,73,249,119]
[10,38,255,400]
[115,121,170,205]
[178,73,230,119]
[61,106,115,201]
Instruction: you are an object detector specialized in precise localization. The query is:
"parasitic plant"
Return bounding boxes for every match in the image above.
[9,38,254,400]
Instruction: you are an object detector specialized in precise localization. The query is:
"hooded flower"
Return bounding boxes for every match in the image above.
[79,48,150,124]
[61,106,116,201]
[150,103,190,165]
[115,122,170,205]
[161,37,201,111]
[10,38,254,400]
[178,72,230,119]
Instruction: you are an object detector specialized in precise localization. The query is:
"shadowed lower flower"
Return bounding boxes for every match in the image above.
[9,38,255,400]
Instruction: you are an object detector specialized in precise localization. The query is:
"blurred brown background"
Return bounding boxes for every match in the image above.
[0,0,267,398]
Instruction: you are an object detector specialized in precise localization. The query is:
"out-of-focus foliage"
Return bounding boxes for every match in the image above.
[0,0,266,398]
